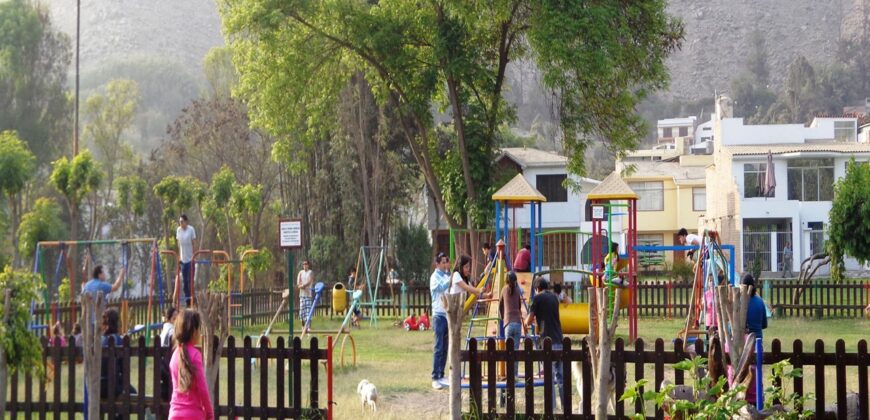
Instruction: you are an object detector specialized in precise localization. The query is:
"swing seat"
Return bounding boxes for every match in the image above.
[30,324,48,331]
[128,323,164,335]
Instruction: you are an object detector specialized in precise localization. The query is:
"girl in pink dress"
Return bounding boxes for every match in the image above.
[168,309,214,420]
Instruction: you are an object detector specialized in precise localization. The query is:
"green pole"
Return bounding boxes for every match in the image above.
[449,228,455,262]
[286,250,294,400]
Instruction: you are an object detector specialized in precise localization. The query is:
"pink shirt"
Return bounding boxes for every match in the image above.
[169,344,214,420]
[705,288,718,328]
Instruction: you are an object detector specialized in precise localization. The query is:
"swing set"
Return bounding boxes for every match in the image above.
[30,238,169,346]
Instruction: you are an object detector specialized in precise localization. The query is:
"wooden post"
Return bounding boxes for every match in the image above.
[82,292,107,420]
[0,290,11,416]
[587,287,621,420]
[443,293,466,420]
[196,291,228,401]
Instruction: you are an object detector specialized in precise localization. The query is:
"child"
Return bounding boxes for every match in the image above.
[52,321,67,347]
[553,283,573,304]
[705,271,726,336]
[160,307,177,347]
[72,323,82,347]
[169,309,214,420]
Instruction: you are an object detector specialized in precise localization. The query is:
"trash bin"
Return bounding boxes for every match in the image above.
[332,283,347,313]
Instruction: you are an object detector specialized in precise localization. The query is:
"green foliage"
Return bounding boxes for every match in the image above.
[308,235,342,283]
[671,259,695,282]
[83,78,140,184]
[221,0,683,232]
[0,0,72,166]
[57,276,70,302]
[17,197,65,259]
[828,159,870,281]
[750,257,763,282]
[115,175,148,217]
[203,47,238,97]
[229,183,263,239]
[0,130,35,196]
[0,266,45,376]
[765,359,815,419]
[393,222,432,286]
[237,244,272,289]
[49,151,104,208]
[153,175,199,224]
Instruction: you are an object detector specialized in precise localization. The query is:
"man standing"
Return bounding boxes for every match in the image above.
[82,265,127,296]
[429,252,451,390]
[781,242,793,278]
[176,215,197,306]
[296,260,315,321]
[525,277,564,411]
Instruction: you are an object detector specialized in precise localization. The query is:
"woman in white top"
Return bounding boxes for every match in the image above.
[449,255,490,299]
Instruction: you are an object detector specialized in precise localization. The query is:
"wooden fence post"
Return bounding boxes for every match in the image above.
[588,287,621,420]
[196,291,228,401]
[82,292,107,420]
[444,293,466,420]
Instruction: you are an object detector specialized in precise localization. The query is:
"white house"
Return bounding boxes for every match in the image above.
[702,96,870,275]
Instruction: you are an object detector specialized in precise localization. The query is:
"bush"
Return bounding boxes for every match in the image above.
[307,235,343,285]
[393,222,432,286]
[0,266,45,377]
[671,259,695,282]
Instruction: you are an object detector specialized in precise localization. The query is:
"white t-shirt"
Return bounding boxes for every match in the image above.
[176,226,197,263]
[685,233,701,247]
[297,269,313,298]
[160,322,174,347]
[449,272,466,295]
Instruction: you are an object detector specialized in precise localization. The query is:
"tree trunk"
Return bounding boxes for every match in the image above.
[81,292,107,420]
[444,293,466,419]
[591,287,621,420]
[791,253,830,305]
[0,290,11,416]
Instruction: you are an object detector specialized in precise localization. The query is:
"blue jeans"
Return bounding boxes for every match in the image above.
[505,322,522,376]
[180,261,193,306]
[546,343,564,412]
[432,314,448,380]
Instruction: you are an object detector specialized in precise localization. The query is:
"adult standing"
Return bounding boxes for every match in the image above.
[499,271,523,375]
[296,260,315,321]
[781,242,793,278]
[449,255,488,297]
[742,274,768,407]
[429,252,451,390]
[176,215,197,307]
[525,278,564,412]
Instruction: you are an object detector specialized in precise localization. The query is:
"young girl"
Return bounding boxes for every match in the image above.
[169,309,214,420]
[52,321,67,347]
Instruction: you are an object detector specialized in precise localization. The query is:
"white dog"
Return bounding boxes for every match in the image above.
[357,379,379,412]
[571,361,617,413]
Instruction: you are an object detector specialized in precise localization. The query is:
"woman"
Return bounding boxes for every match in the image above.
[449,255,488,298]
[740,274,768,407]
[499,271,523,376]
[169,309,214,420]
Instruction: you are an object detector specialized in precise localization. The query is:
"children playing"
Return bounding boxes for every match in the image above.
[169,309,214,420]
[52,321,67,347]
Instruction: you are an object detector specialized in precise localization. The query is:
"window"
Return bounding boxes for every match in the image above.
[808,222,826,255]
[834,121,856,141]
[662,127,673,137]
[637,234,665,271]
[536,174,568,202]
[787,159,834,201]
[692,188,706,211]
[678,126,689,137]
[629,181,663,211]
[743,163,767,198]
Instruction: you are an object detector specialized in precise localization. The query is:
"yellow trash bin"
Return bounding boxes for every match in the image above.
[332,283,348,313]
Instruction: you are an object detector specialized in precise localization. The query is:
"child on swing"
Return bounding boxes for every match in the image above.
[169,309,214,420]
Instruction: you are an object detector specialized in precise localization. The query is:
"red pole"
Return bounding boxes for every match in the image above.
[327,335,334,420]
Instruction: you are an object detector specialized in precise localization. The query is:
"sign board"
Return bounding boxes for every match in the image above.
[279,218,303,249]
[592,205,605,220]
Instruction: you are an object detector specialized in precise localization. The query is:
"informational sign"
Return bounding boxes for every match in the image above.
[279,218,303,249]
[592,205,605,220]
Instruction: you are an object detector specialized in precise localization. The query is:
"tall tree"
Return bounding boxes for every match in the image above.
[0,0,72,166]
[0,131,35,266]
[17,197,65,261]
[220,0,683,255]
[49,151,103,244]
[83,79,140,207]
[828,160,870,281]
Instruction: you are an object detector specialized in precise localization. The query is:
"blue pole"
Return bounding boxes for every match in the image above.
[503,202,510,265]
[495,200,501,244]
[755,337,764,410]
[530,201,536,273]
[537,202,543,269]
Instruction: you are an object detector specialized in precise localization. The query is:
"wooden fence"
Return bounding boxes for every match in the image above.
[462,337,869,419]
[32,279,870,335]
[4,335,330,419]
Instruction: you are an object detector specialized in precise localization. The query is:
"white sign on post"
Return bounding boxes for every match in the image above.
[279,219,303,249]
[592,205,605,220]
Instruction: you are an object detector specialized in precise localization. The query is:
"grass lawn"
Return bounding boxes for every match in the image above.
[7,315,868,419]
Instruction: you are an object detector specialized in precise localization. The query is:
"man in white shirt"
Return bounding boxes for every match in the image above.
[296,260,315,321]
[677,228,701,261]
[176,215,197,306]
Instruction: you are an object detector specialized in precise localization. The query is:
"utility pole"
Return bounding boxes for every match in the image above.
[74,0,80,157]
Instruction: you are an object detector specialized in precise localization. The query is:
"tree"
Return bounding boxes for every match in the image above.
[827,159,870,281]
[49,151,104,245]
[229,182,265,247]
[203,47,238,98]
[152,175,199,245]
[0,0,72,166]
[17,197,65,261]
[0,266,45,414]
[392,222,432,286]
[220,0,683,257]
[114,175,148,237]
[0,131,35,266]
[83,79,140,208]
